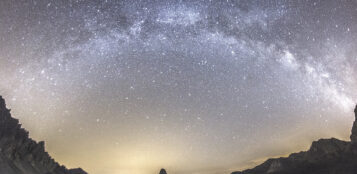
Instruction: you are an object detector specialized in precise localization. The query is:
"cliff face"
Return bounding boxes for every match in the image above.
[0,96,87,174]
[232,105,357,174]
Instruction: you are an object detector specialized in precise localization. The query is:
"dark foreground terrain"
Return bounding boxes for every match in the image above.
[0,96,87,174]
[232,106,357,174]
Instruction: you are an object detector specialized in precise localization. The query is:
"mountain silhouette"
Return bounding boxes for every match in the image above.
[0,96,87,174]
[232,105,357,174]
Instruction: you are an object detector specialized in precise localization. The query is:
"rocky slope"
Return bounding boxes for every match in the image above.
[0,96,87,174]
[232,105,357,174]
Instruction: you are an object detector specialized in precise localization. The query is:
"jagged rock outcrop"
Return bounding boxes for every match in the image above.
[0,96,87,174]
[350,106,357,144]
[159,168,167,174]
[68,168,87,174]
[232,105,357,174]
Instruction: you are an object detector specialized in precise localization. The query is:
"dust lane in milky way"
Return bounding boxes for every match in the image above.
[0,0,357,174]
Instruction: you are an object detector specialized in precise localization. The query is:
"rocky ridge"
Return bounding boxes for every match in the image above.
[232,105,357,174]
[0,96,87,174]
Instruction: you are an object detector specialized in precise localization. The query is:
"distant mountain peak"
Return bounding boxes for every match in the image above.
[232,104,357,174]
[159,168,167,174]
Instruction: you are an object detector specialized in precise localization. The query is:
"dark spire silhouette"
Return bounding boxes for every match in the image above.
[0,95,11,120]
[159,168,167,174]
[0,95,6,111]
[351,105,357,144]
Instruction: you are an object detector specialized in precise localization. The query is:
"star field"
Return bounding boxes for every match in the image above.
[0,1,357,174]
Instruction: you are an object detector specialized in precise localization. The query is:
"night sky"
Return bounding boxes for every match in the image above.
[1,0,357,174]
